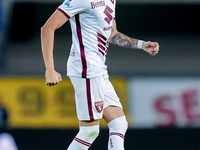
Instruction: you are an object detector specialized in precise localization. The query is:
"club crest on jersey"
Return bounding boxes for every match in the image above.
[94,101,104,113]
[64,0,72,7]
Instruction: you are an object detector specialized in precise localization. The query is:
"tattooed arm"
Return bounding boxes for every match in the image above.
[109,20,159,56]
[110,32,138,49]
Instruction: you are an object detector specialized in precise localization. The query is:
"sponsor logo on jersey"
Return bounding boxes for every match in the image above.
[94,101,104,113]
[103,26,112,31]
[64,0,72,7]
[90,1,105,9]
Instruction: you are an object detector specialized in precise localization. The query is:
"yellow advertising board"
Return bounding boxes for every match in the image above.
[0,76,128,128]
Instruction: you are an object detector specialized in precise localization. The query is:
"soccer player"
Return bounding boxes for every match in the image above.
[41,0,159,149]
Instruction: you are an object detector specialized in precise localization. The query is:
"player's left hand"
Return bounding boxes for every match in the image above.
[142,41,159,56]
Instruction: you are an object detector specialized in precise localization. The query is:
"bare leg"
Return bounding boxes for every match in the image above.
[103,106,125,123]
[79,119,100,126]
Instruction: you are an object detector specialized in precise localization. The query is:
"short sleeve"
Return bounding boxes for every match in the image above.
[58,0,89,19]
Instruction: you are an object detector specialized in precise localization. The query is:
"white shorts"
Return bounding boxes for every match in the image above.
[69,73,122,121]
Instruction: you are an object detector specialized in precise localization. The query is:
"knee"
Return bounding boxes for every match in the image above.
[108,116,128,134]
[87,127,100,139]
[79,125,100,139]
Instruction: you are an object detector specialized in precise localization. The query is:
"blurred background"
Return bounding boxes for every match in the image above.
[0,0,200,149]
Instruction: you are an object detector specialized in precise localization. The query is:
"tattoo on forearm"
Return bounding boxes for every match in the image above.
[110,33,138,49]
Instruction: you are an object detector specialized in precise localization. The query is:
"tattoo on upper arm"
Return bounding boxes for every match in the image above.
[110,33,137,49]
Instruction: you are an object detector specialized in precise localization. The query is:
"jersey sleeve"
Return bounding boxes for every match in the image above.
[58,0,89,19]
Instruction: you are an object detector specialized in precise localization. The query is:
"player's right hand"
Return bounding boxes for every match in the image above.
[143,41,159,56]
[45,69,62,86]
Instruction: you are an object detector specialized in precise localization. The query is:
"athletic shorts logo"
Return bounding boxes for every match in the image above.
[94,101,104,113]
[64,0,72,7]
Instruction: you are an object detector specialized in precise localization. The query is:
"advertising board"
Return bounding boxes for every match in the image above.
[129,77,200,128]
[0,77,127,128]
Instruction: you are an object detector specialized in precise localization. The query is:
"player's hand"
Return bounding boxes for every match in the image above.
[142,41,159,56]
[45,69,62,86]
